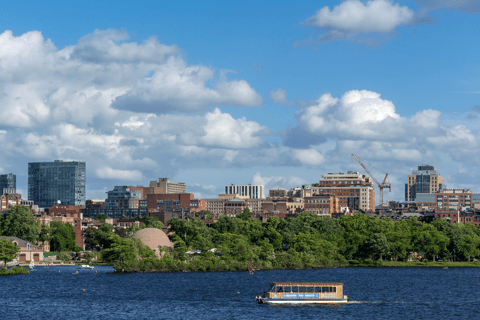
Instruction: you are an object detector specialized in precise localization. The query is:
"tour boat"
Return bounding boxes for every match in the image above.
[256,282,348,304]
[77,265,94,269]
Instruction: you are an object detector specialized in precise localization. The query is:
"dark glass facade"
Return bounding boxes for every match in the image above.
[0,173,16,193]
[28,160,86,208]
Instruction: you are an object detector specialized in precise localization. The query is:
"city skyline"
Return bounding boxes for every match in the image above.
[0,1,479,203]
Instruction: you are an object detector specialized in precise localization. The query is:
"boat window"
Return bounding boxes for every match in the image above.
[277,287,284,292]
[306,287,314,293]
[292,287,298,293]
[314,287,321,293]
[332,287,336,293]
[285,286,292,292]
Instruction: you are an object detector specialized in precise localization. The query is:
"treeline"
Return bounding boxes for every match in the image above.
[104,210,480,273]
[3,205,480,273]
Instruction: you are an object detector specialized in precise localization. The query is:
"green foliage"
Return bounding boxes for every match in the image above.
[236,207,251,221]
[1,206,41,244]
[101,211,480,273]
[0,266,29,275]
[94,214,108,222]
[57,251,72,263]
[82,252,95,263]
[0,236,20,268]
[143,216,164,229]
[49,222,77,252]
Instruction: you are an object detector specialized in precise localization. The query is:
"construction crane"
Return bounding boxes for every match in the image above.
[351,154,391,207]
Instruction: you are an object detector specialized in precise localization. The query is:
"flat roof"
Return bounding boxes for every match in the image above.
[269,282,343,286]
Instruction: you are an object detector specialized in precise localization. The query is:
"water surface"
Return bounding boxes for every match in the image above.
[2,266,478,319]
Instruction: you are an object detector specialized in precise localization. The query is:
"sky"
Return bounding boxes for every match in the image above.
[0,0,479,203]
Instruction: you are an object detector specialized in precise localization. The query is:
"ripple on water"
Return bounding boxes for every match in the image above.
[1,266,479,319]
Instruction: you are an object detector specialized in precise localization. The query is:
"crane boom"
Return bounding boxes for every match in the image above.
[351,154,391,208]
[351,154,381,187]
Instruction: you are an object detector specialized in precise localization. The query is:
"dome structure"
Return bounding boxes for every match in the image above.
[132,228,173,257]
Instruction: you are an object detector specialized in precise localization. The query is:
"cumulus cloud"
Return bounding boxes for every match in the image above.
[96,167,143,181]
[0,28,263,130]
[250,172,310,192]
[269,88,293,105]
[300,0,415,44]
[290,148,327,166]
[294,90,401,140]
[0,29,275,200]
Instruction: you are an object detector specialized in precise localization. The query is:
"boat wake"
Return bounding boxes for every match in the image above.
[348,301,433,305]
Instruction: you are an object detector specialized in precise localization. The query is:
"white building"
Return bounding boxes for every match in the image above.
[224,184,265,199]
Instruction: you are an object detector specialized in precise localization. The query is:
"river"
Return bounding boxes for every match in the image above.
[1,265,478,319]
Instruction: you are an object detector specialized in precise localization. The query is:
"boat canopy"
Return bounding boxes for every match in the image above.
[269,282,343,287]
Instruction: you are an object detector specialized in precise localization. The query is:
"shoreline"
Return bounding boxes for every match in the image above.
[348,261,480,268]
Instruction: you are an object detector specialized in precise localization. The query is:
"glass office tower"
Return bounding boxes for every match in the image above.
[28,160,86,208]
[0,173,16,193]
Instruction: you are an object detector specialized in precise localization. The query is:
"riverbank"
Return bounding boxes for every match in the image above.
[0,266,30,275]
[349,260,480,267]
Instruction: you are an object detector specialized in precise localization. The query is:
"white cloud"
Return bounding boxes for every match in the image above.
[201,108,269,149]
[96,166,143,181]
[296,90,401,140]
[290,148,326,166]
[302,0,414,44]
[0,28,263,130]
[71,29,181,63]
[269,88,290,105]
[250,172,310,192]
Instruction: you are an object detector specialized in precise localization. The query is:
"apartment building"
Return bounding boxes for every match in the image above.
[28,160,86,207]
[0,173,16,193]
[149,178,186,194]
[311,171,375,212]
[405,165,444,202]
[304,195,339,217]
[416,189,480,211]
[105,186,163,210]
[224,184,265,199]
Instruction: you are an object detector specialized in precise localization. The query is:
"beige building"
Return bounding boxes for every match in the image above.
[149,178,186,194]
[405,165,444,202]
[304,195,339,217]
[312,171,375,212]
[5,236,44,263]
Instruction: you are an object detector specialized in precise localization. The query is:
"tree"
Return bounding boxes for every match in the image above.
[50,222,77,252]
[96,223,115,249]
[0,236,20,269]
[236,207,251,221]
[143,216,164,230]
[84,226,99,249]
[38,224,51,243]
[57,251,72,263]
[94,214,108,222]
[2,206,41,244]
[82,252,95,263]
[366,233,390,261]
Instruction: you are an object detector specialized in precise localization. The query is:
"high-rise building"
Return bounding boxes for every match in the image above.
[224,184,265,199]
[28,160,86,208]
[149,178,186,193]
[405,165,444,202]
[311,171,375,212]
[0,173,16,193]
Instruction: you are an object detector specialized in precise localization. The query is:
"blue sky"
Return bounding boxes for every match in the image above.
[0,0,479,203]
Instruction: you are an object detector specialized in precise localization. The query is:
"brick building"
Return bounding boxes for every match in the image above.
[304,194,339,217]
[312,171,375,212]
[149,178,186,194]
[416,189,479,211]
